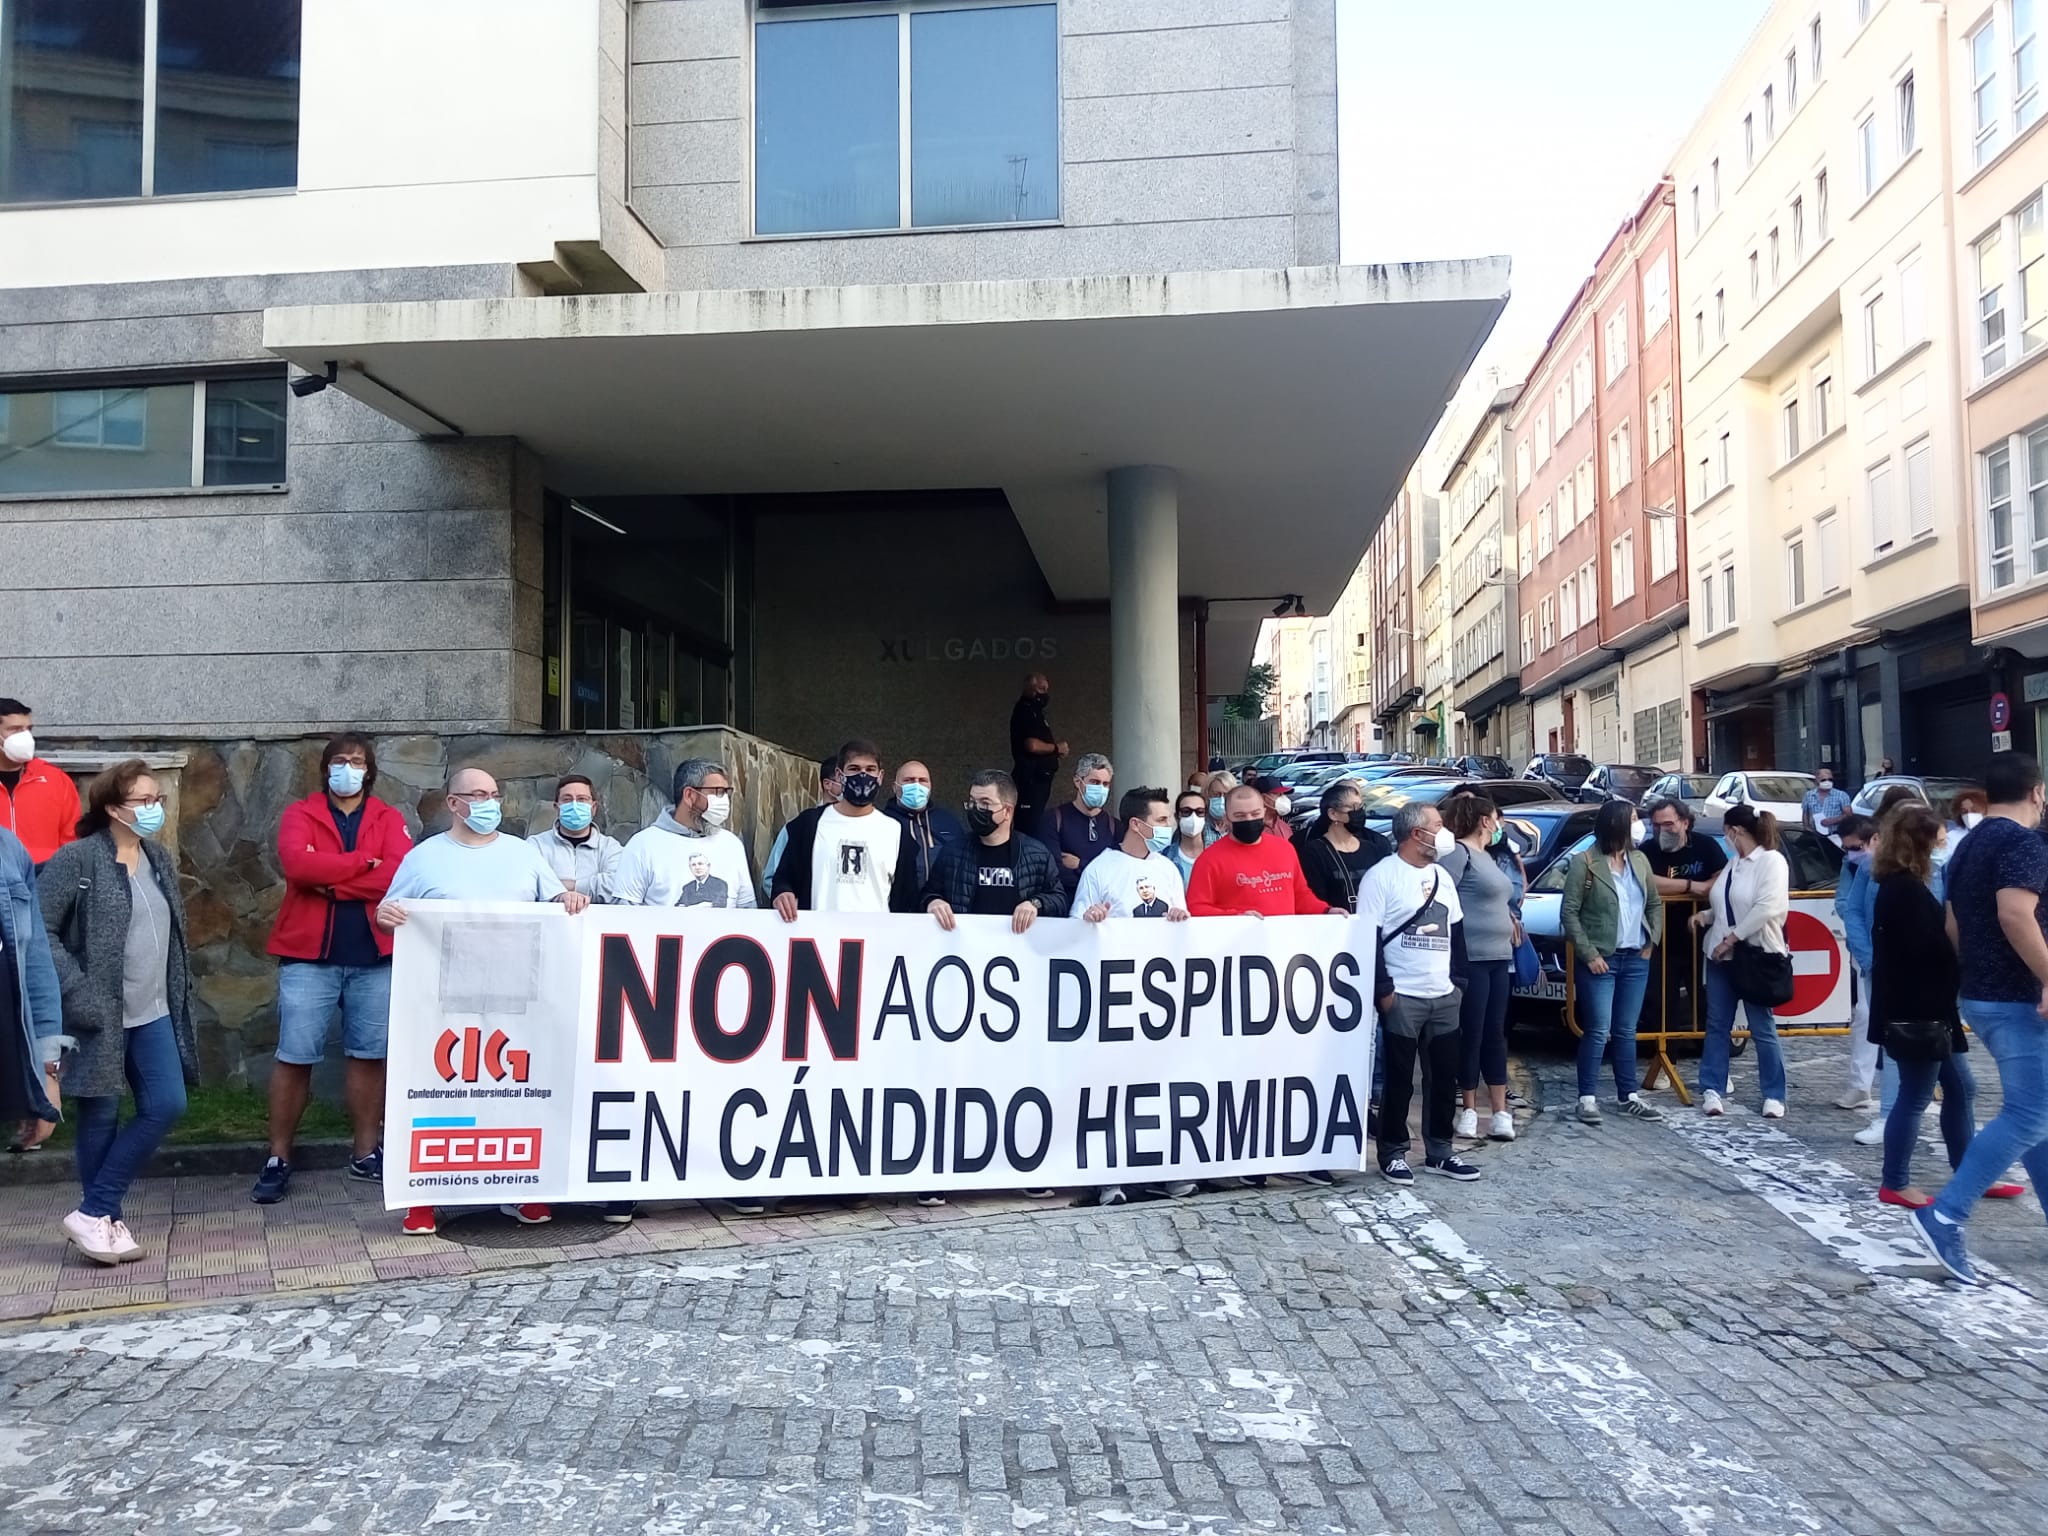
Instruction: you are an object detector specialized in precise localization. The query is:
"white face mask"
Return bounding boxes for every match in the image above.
[1964,811,1984,829]
[1430,827,1456,859]
[1629,820,1645,848]
[0,730,32,765]
[701,791,733,828]
[1272,795,1293,818]
[1178,813,1204,838]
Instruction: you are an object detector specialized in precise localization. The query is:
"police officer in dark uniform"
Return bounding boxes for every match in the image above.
[1008,672,1066,842]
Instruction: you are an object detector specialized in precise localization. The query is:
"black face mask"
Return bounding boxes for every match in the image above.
[1229,819,1264,845]
[1032,691,1050,707]
[965,804,1001,837]
[840,772,881,807]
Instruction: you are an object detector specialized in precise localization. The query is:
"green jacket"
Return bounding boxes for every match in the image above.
[1560,847,1665,958]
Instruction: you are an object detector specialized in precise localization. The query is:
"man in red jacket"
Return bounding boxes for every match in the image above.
[0,699,79,866]
[1187,785,1343,917]
[252,734,412,1204]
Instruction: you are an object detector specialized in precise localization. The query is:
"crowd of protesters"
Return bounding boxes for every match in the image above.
[1,682,2042,1286]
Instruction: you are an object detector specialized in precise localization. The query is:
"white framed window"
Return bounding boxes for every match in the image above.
[1643,262,1671,335]
[1786,533,1807,607]
[1812,359,1835,437]
[1979,223,2010,377]
[1559,579,1577,636]
[1764,84,1776,140]
[1816,167,1829,240]
[1646,386,1670,462]
[1554,380,1570,430]
[1749,249,1761,301]
[1540,595,1556,650]
[1521,614,1534,665]
[1743,112,1756,167]
[1810,15,1824,81]
[1538,501,1554,558]
[1899,251,1926,343]
[1716,429,1731,489]
[1573,352,1594,418]
[1858,0,1873,23]
[1786,47,1799,112]
[1699,569,1718,635]
[1769,225,1782,284]
[1818,511,1844,594]
[1691,183,1703,235]
[1895,71,1916,158]
[1695,308,1707,354]
[1974,20,2004,167]
[1558,475,1576,532]
[1721,561,1736,628]
[1516,438,1532,486]
[1792,195,1805,261]
[1904,437,1933,539]
[1609,420,1632,490]
[1858,113,1879,197]
[1649,510,1679,580]
[1604,308,1629,384]
[1536,408,1552,465]
[1712,157,1722,210]
[1576,457,1594,516]
[1988,439,2017,589]
[1611,531,1636,603]
[1983,423,2048,586]
[2018,0,2042,134]
[1781,392,1802,462]
[1869,458,1896,554]
[1981,194,2047,383]
[1518,524,1533,576]
[1864,289,1889,377]
[1715,287,1726,341]
[2023,195,2046,357]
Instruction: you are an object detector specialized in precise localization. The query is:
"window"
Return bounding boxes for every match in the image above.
[1554,380,1571,430]
[1786,535,1807,607]
[1521,614,1534,665]
[1538,501,1554,558]
[1516,438,1532,485]
[2019,0,2042,133]
[1980,226,2009,376]
[1722,562,1737,628]
[1691,183,1703,234]
[1536,409,1552,464]
[1749,250,1761,301]
[1819,512,1843,594]
[0,0,300,203]
[1782,394,1802,462]
[754,2,1058,235]
[1810,16,1824,81]
[1715,288,1726,342]
[1817,168,1830,239]
[0,394,9,445]
[1647,386,1673,462]
[1859,114,1879,197]
[1864,290,1889,377]
[1580,560,1598,620]
[1573,352,1593,416]
[1764,85,1776,140]
[1904,438,1933,538]
[1744,112,1756,167]
[1700,570,1718,635]
[1695,308,1707,354]
[1988,440,2017,588]
[1611,532,1636,603]
[1717,429,1731,488]
[0,374,285,494]
[1974,22,2004,166]
[1769,226,1782,284]
[1899,252,1926,343]
[1643,262,1671,335]
[2031,424,2048,580]
[1609,421,1632,490]
[1540,595,1556,650]
[1983,424,2048,587]
[1558,475,1575,533]
[1813,361,1835,437]
[1604,309,1629,384]
[1786,48,1800,112]
[1560,579,1578,636]
[2022,194,2047,359]
[1896,72,1916,158]
[1576,458,1594,516]
[1869,458,1896,553]
[1858,0,1873,21]
[1711,157,1722,209]
[1792,196,1805,261]
[1650,510,1679,580]
[1518,524,1533,577]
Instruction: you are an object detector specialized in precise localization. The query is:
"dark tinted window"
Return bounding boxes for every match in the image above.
[2,0,145,201]
[202,375,287,485]
[1488,782,1564,806]
[153,0,300,195]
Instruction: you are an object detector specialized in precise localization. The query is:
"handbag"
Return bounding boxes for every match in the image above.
[1885,1016,1954,1063]
[1722,876,1793,1008]
[1512,932,1540,988]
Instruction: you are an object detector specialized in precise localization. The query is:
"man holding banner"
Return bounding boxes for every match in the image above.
[378,766,591,1235]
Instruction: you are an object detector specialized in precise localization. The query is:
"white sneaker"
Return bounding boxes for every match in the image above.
[1453,1108,1479,1139]
[1488,1111,1516,1142]
[1853,1117,1886,1146]
[1161,1181,1198,1198]
[1701,1091,1725,1117]
[61,1210,121,1266]
[1762,1099,1786,1120]
[107,1220,143,1263]
[1834,1089,1876,1111]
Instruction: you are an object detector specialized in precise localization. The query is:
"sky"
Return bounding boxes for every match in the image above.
[1337,0,1773,392]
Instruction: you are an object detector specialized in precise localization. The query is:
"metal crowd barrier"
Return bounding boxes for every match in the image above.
[1559,892,1851,1107]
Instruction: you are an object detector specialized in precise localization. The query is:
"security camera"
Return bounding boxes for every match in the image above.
[290,362,339,398]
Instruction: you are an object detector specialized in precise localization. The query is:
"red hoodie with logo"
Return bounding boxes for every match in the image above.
[1186,832,1329,917]
[0,758,79,865]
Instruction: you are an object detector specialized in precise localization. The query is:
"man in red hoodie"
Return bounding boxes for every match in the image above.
[0,699,79,866]
[1187,785,1343,917]
[252,734,413,1204]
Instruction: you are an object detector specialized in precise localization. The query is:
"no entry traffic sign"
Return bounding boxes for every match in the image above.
[1779,905,1846,1021]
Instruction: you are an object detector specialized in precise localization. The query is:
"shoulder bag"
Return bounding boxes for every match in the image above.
[1722,871,1793,1008]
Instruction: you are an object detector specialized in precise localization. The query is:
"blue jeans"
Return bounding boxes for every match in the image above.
[74,1015,188,1220]
[1934,1000,2048,1225]
[1700,958,1786,1103]
[276,960,392,1064]
[1459,959,1512,1091]
[1575,950,1649,1100]
[1881,1054,1976,1191]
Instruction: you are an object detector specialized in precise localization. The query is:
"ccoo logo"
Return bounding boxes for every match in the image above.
[434,1025,530,1084]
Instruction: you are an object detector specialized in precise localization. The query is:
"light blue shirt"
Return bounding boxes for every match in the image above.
[1614,859,1647,950]
[1802,784,1850,829]
[385,833,567,904]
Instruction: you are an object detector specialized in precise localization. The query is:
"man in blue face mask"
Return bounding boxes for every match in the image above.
[527,774,622,904]
[885,759,965,892]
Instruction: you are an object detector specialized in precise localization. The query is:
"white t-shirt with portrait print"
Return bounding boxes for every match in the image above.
[809,806,903,914]
[1073,849,1186,919]
[1357,856,1464,999]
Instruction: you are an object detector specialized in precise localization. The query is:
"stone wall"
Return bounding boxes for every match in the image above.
[55,728,814,1087]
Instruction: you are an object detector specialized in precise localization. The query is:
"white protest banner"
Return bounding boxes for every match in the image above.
[384,903,1377,1208]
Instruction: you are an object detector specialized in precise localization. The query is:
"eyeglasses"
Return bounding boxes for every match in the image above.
[121,794,167,809]
[450,789,500,804]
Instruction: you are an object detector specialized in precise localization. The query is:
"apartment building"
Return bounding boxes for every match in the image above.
[1508,180,1692,770]
[1442,386,1520,757]
[1955,0,2048,756]
[1674,0,1976,778]
[1370,478,1420,752]
[1328,556,1378,753]
[0,0,1506,801]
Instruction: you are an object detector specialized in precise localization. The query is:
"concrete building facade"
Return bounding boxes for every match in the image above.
[1443,386,1518,756]
[0,0,1507,806]
[1369,477,1420,753]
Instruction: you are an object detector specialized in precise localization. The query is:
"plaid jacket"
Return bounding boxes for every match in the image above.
[921,833,1069,918]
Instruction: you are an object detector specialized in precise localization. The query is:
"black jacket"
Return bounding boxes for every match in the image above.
[1297,828,1394,913]
[921,833,1069,918]
[1869,871,1964,1051]
[884,801,968,892]
[770,805,925,914]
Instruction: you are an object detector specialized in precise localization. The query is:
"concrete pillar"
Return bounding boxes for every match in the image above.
[1107,466,1182,797]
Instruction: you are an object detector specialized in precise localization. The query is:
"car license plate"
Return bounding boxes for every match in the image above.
[1513,977,1566,1002]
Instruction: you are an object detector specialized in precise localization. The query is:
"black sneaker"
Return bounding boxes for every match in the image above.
[1617,1096,1665,1122]
[1296,1169,1336,1187]
[1378,1157,1415,1185]
[1096,1185,1128,1206]
[250,1157,291,1204]
[727,1198,770,1216]
[346,1147,383,1182]
[1425,1155,1482,1182]
[601,1202,636,1224]
[1021,1188,1057,1200]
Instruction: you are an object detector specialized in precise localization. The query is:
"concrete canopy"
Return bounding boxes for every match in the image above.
[264,262,1508,679]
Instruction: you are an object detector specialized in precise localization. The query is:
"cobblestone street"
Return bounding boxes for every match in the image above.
[0,1036,2042,1536]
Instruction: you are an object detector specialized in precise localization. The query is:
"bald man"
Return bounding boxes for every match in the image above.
[884,758,966,891]
[1009,673,1066,841]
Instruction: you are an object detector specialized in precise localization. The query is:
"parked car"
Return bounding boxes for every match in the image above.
[1849,775,1980,817]
[1575,763,1662,805]
[1350,776,1565,842]
[1522,753,1594,794]
[1236,749,1349,777]
[1643,772,1719,813]
[1702,770,1816,823]
[1445,754,1514,779]
[1498,803,1601,886]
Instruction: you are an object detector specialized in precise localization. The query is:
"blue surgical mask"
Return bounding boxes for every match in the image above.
[1209,796,1227,821]
[557,801,594,834]
[899,783,930,812]
[1146,823,1173,854]
[461,799,503,835]
[129,803,165,838]
[1082,783,1110,810]
[327,763,366,798]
